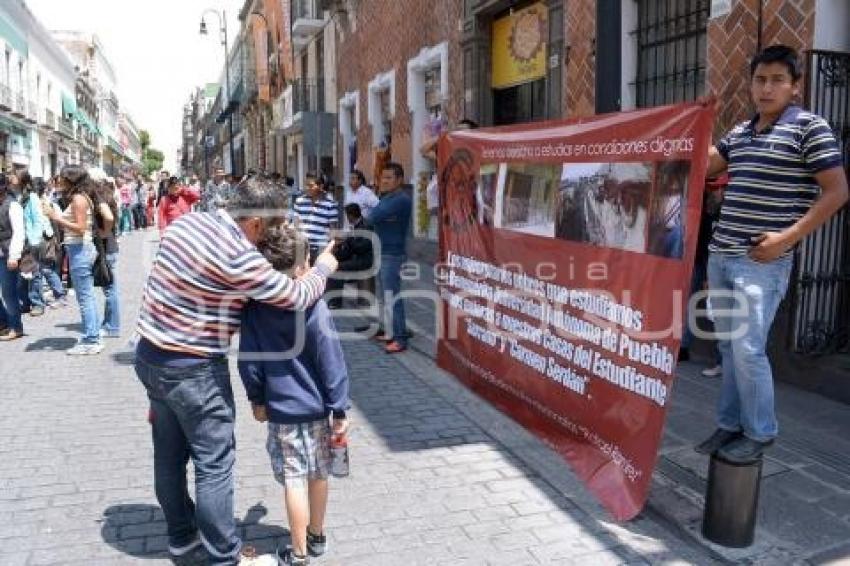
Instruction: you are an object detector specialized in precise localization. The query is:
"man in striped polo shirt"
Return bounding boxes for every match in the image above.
[293,173,339,263]
[134,178,338,565]
[696,45,848,463]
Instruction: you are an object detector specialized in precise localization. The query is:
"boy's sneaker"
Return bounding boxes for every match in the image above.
[306,529,327,557]
[276,547,309,565]
[66,342,105,356]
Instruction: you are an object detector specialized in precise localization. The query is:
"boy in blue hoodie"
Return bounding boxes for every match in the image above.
[238,223,350,566]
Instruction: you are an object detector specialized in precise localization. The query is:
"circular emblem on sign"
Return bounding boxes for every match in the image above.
[441,148,478,232]
[509,8,545,63]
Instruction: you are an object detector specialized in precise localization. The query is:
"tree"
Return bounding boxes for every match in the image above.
[139,129,151,152]
[142,148,164,177]
[138,129,164,176]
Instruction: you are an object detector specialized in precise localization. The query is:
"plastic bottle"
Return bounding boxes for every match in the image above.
[330,433,350,478]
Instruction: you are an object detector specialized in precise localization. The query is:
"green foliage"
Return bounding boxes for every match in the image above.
[137,129,164,176]
[139,129,151,152]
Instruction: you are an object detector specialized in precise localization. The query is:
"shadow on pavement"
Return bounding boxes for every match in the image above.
[54,322,82,332]
[111,350,137,366]
[25,337,77,351]
[100,502,288,561]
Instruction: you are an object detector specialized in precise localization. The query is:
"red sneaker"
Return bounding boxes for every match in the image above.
[374,332,392,342]
[385,341,407,354]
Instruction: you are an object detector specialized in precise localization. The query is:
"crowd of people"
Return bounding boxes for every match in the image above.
[0,165,147,351]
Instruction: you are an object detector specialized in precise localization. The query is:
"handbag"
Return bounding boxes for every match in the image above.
[37,233,59,265]
[83,195,113,288]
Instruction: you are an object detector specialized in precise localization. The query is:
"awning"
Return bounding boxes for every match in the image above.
[107,136,124,155]
[75,109,100,135]
[61,93,76,119]
[0,14,27,57]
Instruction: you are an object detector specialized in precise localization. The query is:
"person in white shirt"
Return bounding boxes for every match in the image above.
[344,169,378,225]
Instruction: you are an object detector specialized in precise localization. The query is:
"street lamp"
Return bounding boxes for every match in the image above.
[199,8,236,177]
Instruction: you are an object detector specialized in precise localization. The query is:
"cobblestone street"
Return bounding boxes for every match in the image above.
[0,232,718,565]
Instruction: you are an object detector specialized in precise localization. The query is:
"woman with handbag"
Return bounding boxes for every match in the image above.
[43,165,103,356]
[93,181,119,338]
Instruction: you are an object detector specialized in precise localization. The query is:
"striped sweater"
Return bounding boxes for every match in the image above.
[136,210,329,356]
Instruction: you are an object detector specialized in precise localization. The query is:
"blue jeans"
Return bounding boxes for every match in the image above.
[134,356,240,565]
[66,243,100,345]
[41,264,65,299]
[0,259,23,333]
[707,253,793,442]
[378,254,408,346]
[101,252,120,335]
[19,260,45,310]
[120,205,133,233]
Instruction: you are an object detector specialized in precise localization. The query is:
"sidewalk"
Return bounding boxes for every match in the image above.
[398,259,850,564]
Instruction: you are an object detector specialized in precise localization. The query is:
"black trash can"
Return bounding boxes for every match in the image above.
[702,452,763,547]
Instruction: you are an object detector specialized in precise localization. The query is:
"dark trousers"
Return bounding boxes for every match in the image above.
[134,356,241,565]
[132,203,147,229]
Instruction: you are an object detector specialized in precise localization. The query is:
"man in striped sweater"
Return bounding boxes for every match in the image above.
[134,178,338,566]
[293,173,339,263]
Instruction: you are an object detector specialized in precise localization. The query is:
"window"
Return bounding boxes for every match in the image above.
[424,66,442,118]
[634,0,709,107]
[379,88,392,146]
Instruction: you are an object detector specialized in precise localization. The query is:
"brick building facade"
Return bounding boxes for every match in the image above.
[334,0,463,239]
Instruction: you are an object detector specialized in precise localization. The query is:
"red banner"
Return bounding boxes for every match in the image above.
[436,102,714,520]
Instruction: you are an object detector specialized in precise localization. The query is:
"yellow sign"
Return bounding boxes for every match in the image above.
[492,3,548,89]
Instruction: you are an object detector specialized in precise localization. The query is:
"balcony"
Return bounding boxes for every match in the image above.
[42,108,57,130]
[293,78,326,114]
[0,84,10,111]
[279,78,334,155]
[57,118,74,139]
[25,101,38,124]
[292,0,324,47]
[11,93,25,117]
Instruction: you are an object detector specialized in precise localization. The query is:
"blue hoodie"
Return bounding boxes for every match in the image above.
[238,299,350,424]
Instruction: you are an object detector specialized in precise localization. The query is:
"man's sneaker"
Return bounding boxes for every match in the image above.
[66,342,105,356]
[99,329,121,339]
[238,546,278,565]
[275,547,309,565]
[718,436,774,464]
[701,364,722,378]
[385,340,407,354]
[168,535,204,563]
[306,529,327,557]
[694,428,742,455]
[29,306,45,317]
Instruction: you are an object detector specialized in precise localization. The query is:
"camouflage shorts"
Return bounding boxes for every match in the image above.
[266,419,332,487]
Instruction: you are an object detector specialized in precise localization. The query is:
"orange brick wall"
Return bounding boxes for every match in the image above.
[707,0,816,136]
[563,0,596,118]
[335,0,464,184]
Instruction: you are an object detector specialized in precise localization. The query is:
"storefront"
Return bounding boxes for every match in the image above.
[461,0,563,127]
[490,3,548,125]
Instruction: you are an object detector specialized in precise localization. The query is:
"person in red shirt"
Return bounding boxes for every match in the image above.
[157,177,200,234]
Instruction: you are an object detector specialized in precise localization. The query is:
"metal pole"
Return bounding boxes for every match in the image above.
[223,10,235,176]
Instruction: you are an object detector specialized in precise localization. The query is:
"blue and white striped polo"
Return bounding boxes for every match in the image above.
[293,193,340,249]
[711,105,843,256]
